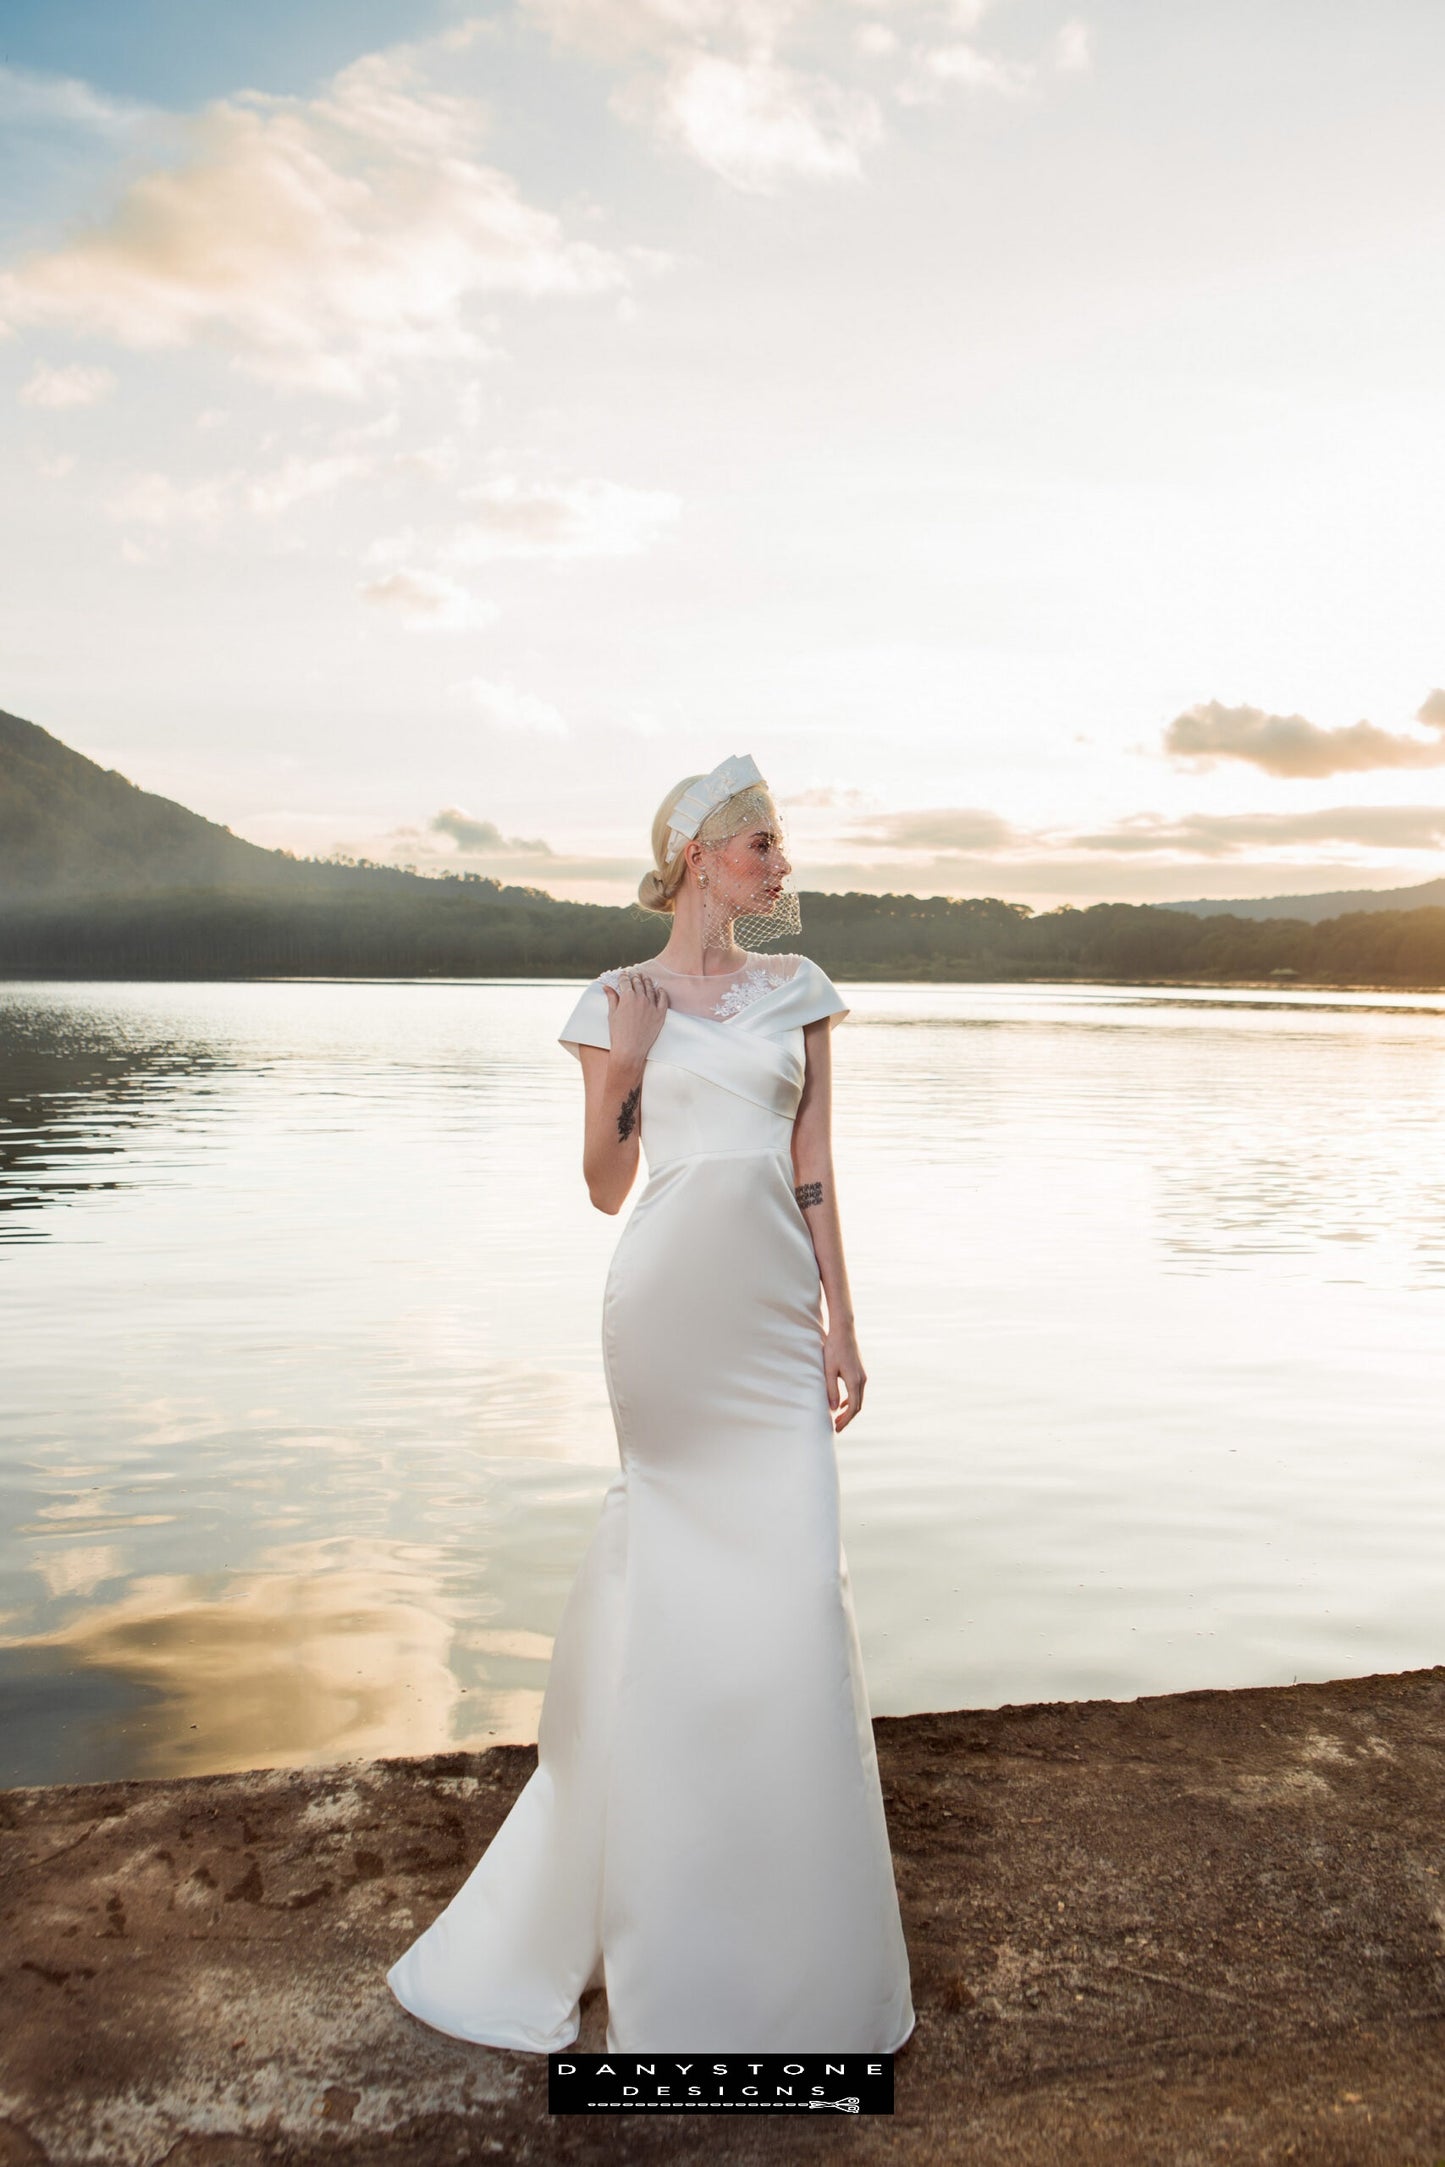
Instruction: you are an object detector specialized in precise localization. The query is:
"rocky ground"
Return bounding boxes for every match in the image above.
[3,1664,1445,2165]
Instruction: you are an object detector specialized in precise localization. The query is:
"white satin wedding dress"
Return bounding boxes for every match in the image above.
[386,952,915,2055]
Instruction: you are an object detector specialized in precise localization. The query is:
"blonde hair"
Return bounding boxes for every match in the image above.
[637,775,780,916]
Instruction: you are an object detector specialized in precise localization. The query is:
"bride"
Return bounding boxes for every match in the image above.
[387,752,915,2055]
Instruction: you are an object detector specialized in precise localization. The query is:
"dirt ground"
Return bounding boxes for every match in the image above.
[3,1663,1444,2166]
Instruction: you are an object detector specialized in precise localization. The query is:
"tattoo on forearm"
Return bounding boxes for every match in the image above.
[795,1180,824,1209]
[616,1084,641,1142]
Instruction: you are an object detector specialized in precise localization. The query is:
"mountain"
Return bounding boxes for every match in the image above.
[4,706,1445,987]
[0,707,301,897]
[1158,877,1445,924]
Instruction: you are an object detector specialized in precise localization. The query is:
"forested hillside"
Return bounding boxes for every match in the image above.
[4,708,1445,988]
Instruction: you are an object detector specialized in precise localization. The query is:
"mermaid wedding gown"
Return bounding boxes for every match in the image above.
[386,952,914,2055]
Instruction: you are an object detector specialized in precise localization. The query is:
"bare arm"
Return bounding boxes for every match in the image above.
[791,1015,867,1431]
[575,971,670,1213]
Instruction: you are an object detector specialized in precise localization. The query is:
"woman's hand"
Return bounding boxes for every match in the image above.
[824,1321,867,1433]
[603,969,671,1064]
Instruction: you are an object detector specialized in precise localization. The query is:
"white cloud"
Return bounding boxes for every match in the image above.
[18,360,116,408]
[1053,19,1092,73]
[119,533,167,566]
[0,39,628,394]
[852,806,1021,851]
[452,676,568,735]
[521,0,797,62]
[106,470,236,529]
[522,0,1077,180]
[243,453,371,516]
[0,61,150,134]
[784,782,875,811]
[650,49,881,190]
[359,570,500,631]
[447,475,682,560]
[526,0,881,187]
[895,39,1034,105]
[105,450,374,528]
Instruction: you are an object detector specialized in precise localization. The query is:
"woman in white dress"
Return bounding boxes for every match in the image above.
[387,753,915,2056]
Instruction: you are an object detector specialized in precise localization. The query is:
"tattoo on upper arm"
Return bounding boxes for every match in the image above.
[795,1180,824,1209]
[616,1084,642,1142]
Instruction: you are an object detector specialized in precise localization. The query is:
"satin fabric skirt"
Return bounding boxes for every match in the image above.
[386,1144,915,2053]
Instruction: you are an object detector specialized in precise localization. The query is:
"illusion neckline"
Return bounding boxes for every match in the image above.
[648,955,756,978]
[663,961,806,1028]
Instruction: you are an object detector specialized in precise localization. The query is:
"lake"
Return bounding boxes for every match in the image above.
[2,976,1442,1789]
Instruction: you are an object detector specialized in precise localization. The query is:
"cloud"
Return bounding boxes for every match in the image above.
[785,852,1441,908]
[521,0,797,62]
[522,0,1063,185]
[845,799,1445,862]
[1052,19,1092,72]
[1164,692,1445,777]
[18,360,116,408]
[104,449,375,528]
[647,50,881,190]
[895,41,1033,103]
[447,474,682,560]
[430,806,554,853]
[359,570,500,631]
[106,470,237,529]
[850,806,1021,851]
[452,676,568,735]
[0,39,628,394]
[784,783,874,811]
[1069,806,1445,857]
[243,452,372,516]
[0,61,149,134]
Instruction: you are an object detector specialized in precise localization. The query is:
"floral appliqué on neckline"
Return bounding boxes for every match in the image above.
[597,957,798,1021]
[708,958,795,1019]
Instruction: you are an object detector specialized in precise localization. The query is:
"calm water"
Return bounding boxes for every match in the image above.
[2,976,1442,1789]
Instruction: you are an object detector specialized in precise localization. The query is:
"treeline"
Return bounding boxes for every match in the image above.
[4,880,1445,988]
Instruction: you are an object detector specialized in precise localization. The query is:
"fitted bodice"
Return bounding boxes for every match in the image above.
[634,1016,805,1171]
[557,955,851,1175]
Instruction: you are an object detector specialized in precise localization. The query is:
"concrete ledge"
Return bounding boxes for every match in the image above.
[3,1664,1445,2164]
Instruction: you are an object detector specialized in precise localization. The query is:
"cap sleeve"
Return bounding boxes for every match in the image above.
[796,956,850,1028]
[557,978,612,1062]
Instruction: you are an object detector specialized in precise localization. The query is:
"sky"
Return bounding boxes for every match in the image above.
[3,0,1444,911]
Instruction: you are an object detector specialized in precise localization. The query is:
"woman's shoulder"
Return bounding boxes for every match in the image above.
[558,970,618,1058]
[778,954,850,1027]
[743,949,808,977]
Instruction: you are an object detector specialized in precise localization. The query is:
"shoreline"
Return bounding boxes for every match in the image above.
[5,1662,1444,2164]
[5,968,1445,997]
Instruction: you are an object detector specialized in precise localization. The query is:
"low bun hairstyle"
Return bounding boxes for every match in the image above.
[637,772,779,917]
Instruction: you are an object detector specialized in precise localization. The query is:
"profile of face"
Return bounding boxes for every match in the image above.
[697,819,792,919]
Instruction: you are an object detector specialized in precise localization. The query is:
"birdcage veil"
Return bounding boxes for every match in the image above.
[635,755,802,953]
[695,784,802,953]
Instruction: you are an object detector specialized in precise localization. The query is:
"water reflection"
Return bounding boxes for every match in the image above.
[2,978,1443,1786]
[0,999,223,1239]
[16,1537,462,1781]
